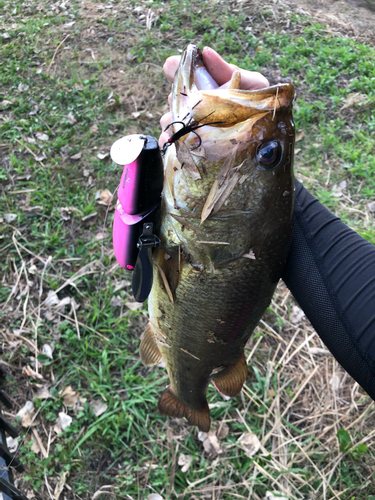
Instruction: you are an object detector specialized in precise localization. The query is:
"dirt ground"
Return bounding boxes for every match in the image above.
[283,0,375,40]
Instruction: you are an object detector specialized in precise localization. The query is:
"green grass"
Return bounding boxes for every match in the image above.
[1,0,375,499]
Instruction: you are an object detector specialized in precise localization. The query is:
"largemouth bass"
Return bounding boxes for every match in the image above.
[140,44,295,432]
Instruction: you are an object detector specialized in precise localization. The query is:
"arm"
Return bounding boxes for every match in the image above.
[282,179,375,398]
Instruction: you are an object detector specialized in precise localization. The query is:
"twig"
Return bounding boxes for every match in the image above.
[47,34,70,74]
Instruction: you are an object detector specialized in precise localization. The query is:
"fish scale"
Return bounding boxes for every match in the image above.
[140,44,295,431]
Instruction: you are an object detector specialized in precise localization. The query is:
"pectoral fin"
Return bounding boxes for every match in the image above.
[212,352,248,397]
[139,322,162,366]
[158,386,211,432]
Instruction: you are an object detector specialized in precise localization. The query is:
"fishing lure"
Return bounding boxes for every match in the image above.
[110,134,163,302]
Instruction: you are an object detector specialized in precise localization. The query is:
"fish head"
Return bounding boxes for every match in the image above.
[163,44,295,267]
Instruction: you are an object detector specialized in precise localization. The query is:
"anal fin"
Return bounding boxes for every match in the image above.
[139,322,162,366]
[212,352,248,397]
[158,386,210,432]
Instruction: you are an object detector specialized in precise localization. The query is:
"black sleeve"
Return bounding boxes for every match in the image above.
[282,179,375,399]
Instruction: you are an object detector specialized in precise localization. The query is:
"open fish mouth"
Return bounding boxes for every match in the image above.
[165,45,294,163]
[142,44,295,432]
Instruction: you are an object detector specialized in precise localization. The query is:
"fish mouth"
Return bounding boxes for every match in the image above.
[171,45,218,123]
[171,44,294,149]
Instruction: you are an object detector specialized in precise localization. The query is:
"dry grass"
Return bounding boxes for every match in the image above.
[1,0,375,498]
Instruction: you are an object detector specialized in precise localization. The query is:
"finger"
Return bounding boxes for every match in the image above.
[163,55,181,83]
[159,131,170,149]
[202,46,269,90]
[160,111,172,131]
[159,111,173,148]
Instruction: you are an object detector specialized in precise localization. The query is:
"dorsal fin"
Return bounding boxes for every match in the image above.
[139,322,162,366]
[212,352,248,397]
[158,386,211,432]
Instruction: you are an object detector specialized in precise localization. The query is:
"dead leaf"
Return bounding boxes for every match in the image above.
[330,375,340,392]
[147,495,163,500]
[268,388,276,399]
[17,400,35,427]
[29,105,39,116]
[97,152,108,160]
[5,214,17,223]
[368,202,375,212]
[237,431,260,458]
[75,396,87,412]
[30,438,41,454]
[114,280,131,292]
[45,291,74,311]
[45,290,59,307]
[340,92,368,110]
[96,188,113,206]
[59,386,79,407]
[198,429,222,455]
[54,412,73,434]
[35,152,47,162]
[295,130,305,142]
[53,471,69,500]
[66,112,76,125]
[290,305,305,324]
[60,145,70,157]
[89,399,108,417]
[110,296,123,308]
[35,132,49,141]
[23,365,44,380]
[6,436,19,453]
[90,124,99,134]
[70,152,82,160]
[43,344,53,359]
[18,83,29,92]
[216,422,229,440]
[178,453,192,473]
[34,386,51,400]
[58,206,83,221]
[332,180,347,198]
[125,301,143,311]
[94,232,107,241]
[29,264,38,274]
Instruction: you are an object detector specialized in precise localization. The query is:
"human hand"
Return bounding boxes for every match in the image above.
[159,46,270,148]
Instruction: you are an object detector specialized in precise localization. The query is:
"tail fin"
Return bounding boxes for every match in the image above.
[212,352,248,397]
[139,323,162,366]
[158,386,210,432]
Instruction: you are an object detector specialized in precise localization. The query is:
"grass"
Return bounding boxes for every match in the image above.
[1,0,375,499]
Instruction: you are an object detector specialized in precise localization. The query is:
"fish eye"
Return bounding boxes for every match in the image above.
[257,141,281,169]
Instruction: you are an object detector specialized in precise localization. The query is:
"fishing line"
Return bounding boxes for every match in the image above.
[94,184,119,330]
[2,185,119,484]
